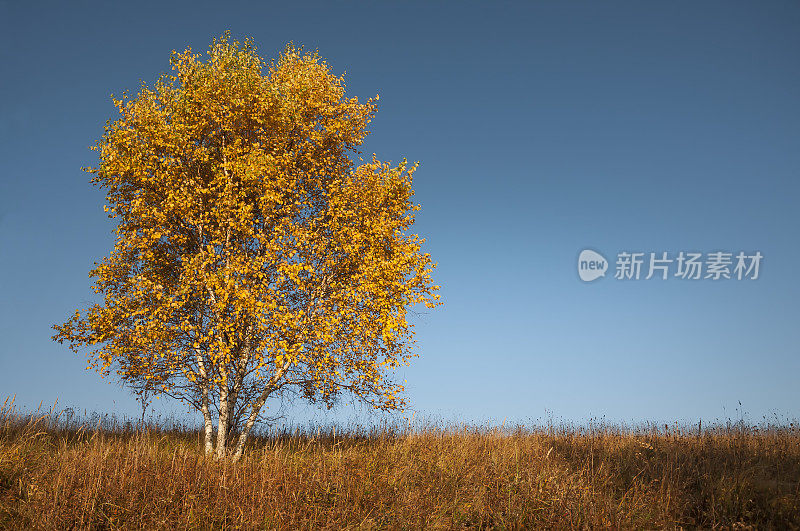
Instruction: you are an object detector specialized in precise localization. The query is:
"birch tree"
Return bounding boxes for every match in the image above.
[52,33,440,460]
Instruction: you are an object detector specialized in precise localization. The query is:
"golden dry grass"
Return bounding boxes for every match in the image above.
[1,401,798,529]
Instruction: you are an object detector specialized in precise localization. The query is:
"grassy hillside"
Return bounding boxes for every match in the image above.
[1,403,798,529]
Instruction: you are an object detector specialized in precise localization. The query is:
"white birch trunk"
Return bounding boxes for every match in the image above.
[231,365,288,461]
[194,348,215,455]
[201,390,214,455]
[216,383,230,459]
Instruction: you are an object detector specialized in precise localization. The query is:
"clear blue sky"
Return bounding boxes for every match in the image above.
[1,1,798,426]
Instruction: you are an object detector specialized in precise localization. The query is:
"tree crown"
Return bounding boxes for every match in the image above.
[53,33,440,431]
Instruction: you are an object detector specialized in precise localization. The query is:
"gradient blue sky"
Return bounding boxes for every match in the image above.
[1,1,798,426]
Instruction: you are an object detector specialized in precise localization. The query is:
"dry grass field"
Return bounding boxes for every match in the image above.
[1,401,798,529]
